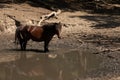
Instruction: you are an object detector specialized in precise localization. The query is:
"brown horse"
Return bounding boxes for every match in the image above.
[15,22,62,52]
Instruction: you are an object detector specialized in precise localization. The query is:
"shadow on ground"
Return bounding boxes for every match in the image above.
[1,0,120,15]
[0,3,12,8]
[70,15,120,29]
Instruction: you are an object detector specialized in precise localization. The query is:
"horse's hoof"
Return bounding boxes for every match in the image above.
[44,50,49,53]
[21,49,26,51]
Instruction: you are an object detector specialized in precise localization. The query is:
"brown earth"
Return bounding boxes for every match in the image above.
[0,3,120,80]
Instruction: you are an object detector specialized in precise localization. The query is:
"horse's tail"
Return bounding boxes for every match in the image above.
[14,27,24,45]
[14,28,19,45]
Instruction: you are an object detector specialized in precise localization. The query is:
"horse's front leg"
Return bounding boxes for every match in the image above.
[44,40,50,52]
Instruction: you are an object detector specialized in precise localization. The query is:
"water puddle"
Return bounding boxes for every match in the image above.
[0,49,102,80]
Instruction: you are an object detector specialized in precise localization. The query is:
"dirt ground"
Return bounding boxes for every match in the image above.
[0,3,120,80]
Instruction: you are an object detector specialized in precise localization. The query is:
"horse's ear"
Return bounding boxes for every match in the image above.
[13,16,15,18]
[58,22,62,26]
[58,22,61,24]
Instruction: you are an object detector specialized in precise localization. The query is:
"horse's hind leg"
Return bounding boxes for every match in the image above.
[20,40,24,50]
[20,40,27,50]
[23,41,27,50]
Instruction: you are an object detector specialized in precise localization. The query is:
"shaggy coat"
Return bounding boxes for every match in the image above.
[15,22,62,52]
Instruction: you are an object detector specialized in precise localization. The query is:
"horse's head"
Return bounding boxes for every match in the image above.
[54,22,62,39]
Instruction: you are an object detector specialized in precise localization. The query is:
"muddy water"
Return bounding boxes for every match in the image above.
[0,48,103,80]
[0,34,103,80]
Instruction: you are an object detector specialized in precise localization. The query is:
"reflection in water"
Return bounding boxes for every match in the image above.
[0,50,102,80]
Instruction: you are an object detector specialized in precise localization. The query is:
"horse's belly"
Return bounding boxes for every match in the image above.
[30,27,43,39]
[31,38,44,42]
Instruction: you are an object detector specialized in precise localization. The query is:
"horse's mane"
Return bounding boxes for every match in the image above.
[42,23,60,28]
[19,23,61,32]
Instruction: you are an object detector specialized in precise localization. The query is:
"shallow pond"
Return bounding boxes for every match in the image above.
[0,48,102,80]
